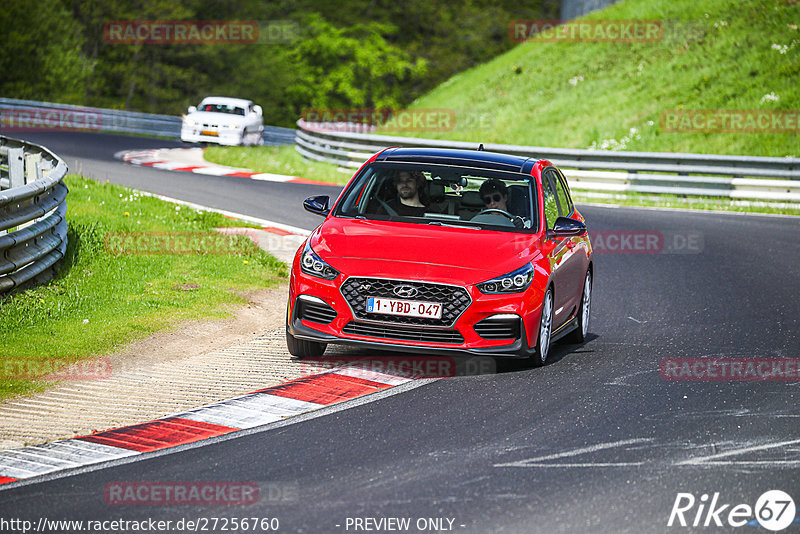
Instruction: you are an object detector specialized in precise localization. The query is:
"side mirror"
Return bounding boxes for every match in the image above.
[253,105,263,116]
[547,216,586,238]
[187,106,197,114]
[303,195,330,216]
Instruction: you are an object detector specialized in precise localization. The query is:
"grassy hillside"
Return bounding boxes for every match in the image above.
[387,0,799,156]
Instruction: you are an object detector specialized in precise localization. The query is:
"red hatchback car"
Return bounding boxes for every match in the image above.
[286,148,593,366]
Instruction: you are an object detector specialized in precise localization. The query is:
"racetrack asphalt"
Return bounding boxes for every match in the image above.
[2,131,798,533]
[21,131,334,230]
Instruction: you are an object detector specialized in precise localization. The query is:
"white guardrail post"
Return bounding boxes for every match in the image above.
[294,120,800,204]
[0,136,69,294]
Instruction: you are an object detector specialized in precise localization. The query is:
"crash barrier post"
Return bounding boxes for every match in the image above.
[0,135,69,293]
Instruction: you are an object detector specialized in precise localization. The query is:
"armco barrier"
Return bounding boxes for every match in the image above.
[561,0,622,20]
[295,120,800,203]
[0,97,296,146]
[0,136,68,293]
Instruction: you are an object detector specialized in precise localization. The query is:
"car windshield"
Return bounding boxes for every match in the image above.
[198,103,245,116]
[335,163,536,232]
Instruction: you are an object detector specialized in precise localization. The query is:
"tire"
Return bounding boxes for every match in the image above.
[286,330,326,358]
[565,269,592,344]
[530,287,554,367]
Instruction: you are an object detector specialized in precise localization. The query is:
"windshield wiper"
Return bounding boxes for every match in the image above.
[428,221,481,230]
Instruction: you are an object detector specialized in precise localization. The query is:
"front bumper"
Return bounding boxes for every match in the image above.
[181,126,242,146]
[288,312,534,358]
[287,271,545,359]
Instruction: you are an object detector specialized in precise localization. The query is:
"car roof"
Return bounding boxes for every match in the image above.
[375,147,539,174]
[198,96,252,107]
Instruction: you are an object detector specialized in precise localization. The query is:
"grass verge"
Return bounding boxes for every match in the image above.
[0,175,287,400]
[204,145,355,185]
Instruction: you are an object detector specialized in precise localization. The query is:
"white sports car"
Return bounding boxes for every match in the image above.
[180,96,264,146]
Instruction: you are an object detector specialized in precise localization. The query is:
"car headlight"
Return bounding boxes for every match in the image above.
[300,242,339,280]
[227,124,240,129]
[477,263,534,294]
[182,116,196,127]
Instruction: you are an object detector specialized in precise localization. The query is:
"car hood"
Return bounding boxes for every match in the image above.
[310,218,541,284]
[185,111,246,126]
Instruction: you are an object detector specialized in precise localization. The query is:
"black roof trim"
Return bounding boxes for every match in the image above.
[376,147,536,173]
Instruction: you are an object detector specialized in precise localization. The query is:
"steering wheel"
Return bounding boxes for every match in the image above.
[476,208,515,220]
[474,208,525,228]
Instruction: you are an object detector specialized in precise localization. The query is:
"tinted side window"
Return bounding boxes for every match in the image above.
[553,170,573,217]
[542,172,559,230]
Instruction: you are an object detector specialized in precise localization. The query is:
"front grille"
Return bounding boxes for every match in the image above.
[298,299,337,324]
[342,322,464,344]
[340,277,471,327]
[474,316,521,340]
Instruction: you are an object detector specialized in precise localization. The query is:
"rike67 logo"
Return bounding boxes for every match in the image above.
[668,490,796,531]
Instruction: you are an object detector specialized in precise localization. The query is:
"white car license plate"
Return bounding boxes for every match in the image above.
[366,297,442,319]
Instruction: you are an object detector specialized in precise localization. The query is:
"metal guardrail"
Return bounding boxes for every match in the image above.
[561,0,622,20]
[295,120,800,203]
[0,136,69,293]
[0,97,296,146]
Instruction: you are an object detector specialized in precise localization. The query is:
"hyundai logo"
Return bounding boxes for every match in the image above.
[393,285,418,298]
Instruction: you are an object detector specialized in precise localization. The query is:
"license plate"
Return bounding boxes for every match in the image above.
[366,297,442,319]
[201,130,218,137]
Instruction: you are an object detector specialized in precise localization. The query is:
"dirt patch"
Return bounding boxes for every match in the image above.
[0,282,338,450]
[106,284,288,374]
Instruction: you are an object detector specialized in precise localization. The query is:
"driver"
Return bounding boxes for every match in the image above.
[479,179,510,212]
[479,179,526,228]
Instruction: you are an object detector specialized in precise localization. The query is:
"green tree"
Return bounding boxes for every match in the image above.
[0,0,90,103]
[2,0,557,125]
[292,15,427,111]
